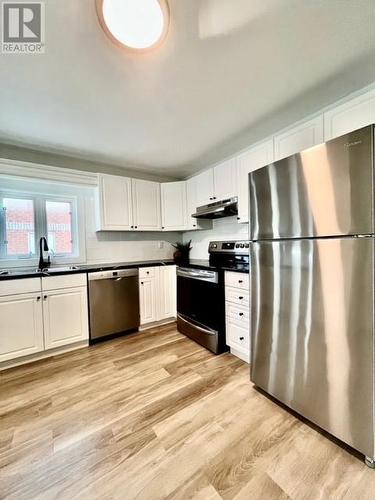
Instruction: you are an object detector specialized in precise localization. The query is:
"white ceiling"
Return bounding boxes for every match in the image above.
[1,0,375,178]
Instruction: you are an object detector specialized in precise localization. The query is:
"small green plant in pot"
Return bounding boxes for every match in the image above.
[172,240,192,265]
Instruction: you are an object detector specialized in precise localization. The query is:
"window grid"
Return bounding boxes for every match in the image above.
[0,192,79,264]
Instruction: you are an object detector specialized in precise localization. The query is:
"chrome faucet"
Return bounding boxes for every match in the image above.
[38,237,50,271]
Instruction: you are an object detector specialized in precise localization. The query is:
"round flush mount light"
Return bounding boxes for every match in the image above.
[96,0,170,52]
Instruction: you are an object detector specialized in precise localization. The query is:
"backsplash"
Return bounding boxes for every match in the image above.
[183,216,249,259]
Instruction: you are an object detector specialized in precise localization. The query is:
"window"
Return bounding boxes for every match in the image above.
[46,201,73,256]
[0,192,80,265]
[3,198,36,258]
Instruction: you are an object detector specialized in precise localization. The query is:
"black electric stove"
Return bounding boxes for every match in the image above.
[176,240,249,354]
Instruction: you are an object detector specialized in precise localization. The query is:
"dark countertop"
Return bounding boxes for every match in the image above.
[179,259,249,274]
[0,260,176,281]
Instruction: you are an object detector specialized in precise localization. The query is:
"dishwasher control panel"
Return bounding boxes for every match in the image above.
[88,269,139,281]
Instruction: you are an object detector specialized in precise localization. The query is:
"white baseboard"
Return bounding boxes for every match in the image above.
[138,317,176,331]
[230,346,250,364]
[0,341,89,371]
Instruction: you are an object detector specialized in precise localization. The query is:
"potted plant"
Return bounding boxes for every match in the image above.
[172,240,192,265]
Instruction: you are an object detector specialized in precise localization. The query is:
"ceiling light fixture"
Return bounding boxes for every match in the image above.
[96,0,170,52]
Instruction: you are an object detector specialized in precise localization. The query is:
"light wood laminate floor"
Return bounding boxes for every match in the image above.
[1,323,375,500]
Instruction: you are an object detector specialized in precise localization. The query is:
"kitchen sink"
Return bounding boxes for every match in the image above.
[41,266,80,273]
[0,266,81,277]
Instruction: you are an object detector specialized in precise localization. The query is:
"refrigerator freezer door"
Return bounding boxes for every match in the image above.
[249,126,374,240]
[251,237,374,458]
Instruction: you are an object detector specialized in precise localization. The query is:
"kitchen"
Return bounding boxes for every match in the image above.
[2,1,375,498]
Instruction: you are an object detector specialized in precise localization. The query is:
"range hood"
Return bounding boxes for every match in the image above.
[192,197,238,219]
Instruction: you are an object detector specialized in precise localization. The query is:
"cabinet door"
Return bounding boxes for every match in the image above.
[213,158,237,201]
[161,182,187,231]
[132,179,161,231]
[139,276,157,325]
[274,115,324,161]
[324,87,375,141]
[157,265,177,320]
[97,174,133,231]
[0,293,44,362]
[185,177,212,231]
[236,140,274,223]
[43,287,89,350]
[186,176,199,230]
[195,169,214,206]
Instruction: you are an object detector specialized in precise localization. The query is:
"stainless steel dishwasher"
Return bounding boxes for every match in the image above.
[88,269,140,342]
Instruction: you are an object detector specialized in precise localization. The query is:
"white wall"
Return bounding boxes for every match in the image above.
[184,217,248,260]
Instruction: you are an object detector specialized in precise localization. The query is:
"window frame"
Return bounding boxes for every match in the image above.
[0,190,82,268]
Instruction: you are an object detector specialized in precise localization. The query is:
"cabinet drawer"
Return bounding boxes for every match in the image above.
[225,286,249,307]
[139,267,156,279]
[226,302,249,328]
[225,272,249,290]
[42,273,87,291]
[0,278,41,297]
[226,321,250,350]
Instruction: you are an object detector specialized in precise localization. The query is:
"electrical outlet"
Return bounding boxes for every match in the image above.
[158,241,164,249]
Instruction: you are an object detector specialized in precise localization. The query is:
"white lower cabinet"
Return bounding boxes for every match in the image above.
[139,276,158,325]
[158,266,177,319]
[0,292,44,363]
[225,271,250,363]
[43,287,89,349]
[139,266,176,326]
[0,274,89,366]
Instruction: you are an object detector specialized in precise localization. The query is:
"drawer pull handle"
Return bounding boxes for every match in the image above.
[238,280,243,284]
[239,337,244,341]
[239,312,244,317]
[239,296,243,300]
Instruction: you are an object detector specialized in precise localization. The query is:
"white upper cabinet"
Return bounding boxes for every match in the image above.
[237,139,274,224]
[186,176,199,230]
[195,168,214,206]
[132,179,161,231]
[274,115,324,161]
[324,87,375,141]
[185,177,212,231]
[97,174,133,231]
[161,182,187,231]
[213,158,237,201]
[193,159,238,207]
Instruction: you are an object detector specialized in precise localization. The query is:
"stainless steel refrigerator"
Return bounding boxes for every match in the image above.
[249,125,375,467]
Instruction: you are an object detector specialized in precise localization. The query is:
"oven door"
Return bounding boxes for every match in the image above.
[177,267,226,353]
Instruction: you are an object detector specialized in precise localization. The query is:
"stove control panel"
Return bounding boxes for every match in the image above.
[209,240,250,255]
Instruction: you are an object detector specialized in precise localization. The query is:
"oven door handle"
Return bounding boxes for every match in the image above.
[177,268,218,282]
[177,314,217,336]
